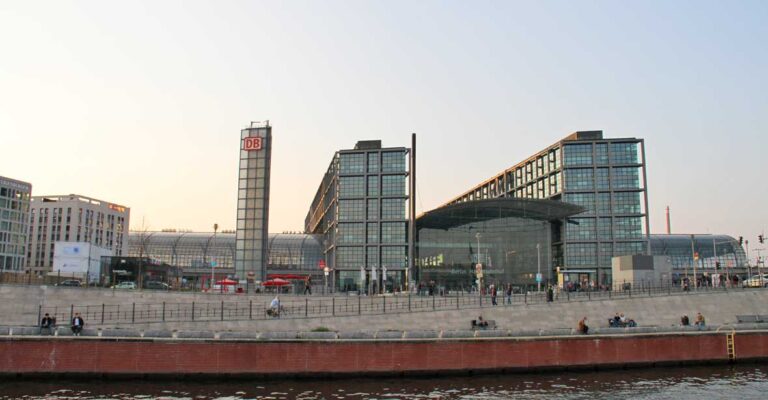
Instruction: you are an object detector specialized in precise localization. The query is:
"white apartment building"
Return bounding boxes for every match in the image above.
[27,194,130,274]
[0,176,32,272]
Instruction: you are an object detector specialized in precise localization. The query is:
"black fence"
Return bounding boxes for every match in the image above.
[34,280,766,327]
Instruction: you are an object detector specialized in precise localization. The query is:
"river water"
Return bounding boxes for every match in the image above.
[0,365,766,399]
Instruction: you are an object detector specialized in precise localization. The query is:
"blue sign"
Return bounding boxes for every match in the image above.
[536,273,543,283]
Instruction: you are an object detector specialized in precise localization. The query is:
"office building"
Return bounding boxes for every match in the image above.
[305,140,410,292]
[443,131,649,285]
[235,121,272,282]
[27,194,130,274]
[0,176,32,272]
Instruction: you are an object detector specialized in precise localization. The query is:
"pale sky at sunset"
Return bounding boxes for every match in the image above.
[1,1,766,250]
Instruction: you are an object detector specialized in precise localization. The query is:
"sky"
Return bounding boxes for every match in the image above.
[1,1,767,250]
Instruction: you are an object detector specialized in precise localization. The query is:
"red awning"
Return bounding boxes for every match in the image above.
[216,278,238,285]
[262,278,292,286]
[267,274,309,280]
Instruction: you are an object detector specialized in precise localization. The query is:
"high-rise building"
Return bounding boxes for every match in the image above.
[444,131,649,285]
[235,121,272,282]
[0,176,32,272]
[27,194,130,274]
[305,140,410,292]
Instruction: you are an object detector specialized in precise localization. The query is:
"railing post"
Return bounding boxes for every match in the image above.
[457,295,460,309]
[432,294,436,310]
[250,300,253,320]
[101,303,105,324]
[37,304,41,327]
[305,298,308,317]
[382,296,385,314]
[220,300,224,321]
[131,303,135,323]
[358,295,361,315]
[566,291,570,301]
[408,291,411,311]
[192,302,195,321]
[525,291,528,305]
[332,298,336,316]
[162,302,166,322]
[587,289,590,300]
[69,304,74,323]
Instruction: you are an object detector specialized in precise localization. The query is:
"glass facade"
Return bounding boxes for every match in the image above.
[443,131,649,286]
[0,176,31,272]
[650,234,747,272]
[235,122,271,281]
[305,141,409,293]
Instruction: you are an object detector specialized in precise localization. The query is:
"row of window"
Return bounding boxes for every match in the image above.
[566,217,645,241]
[339,151,407,175]
[337,222,407,244]
[563,142,639,166]
[563,192,643,215]
[336,245,407,268]
[338,199,407,221]
[339,175,407,197]
[563,167,641,191]
[565,242,646,266]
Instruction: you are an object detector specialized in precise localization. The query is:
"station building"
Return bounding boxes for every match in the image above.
[0,176,32,272]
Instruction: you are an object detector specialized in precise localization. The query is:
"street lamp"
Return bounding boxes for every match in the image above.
[536,243,542,292]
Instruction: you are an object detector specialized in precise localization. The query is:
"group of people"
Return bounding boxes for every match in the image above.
[680,312,706,329]
[608,313,637,328]
[40,312,85,335]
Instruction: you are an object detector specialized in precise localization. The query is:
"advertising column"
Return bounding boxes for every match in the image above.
[235,121,272,283]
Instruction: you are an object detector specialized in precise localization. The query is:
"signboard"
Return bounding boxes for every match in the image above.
[324,266,330,276]
[382,266,387,281]
[694,252,699,261]
[536,273,543,283]
[243,137,263,151]
[318,259,326,270]
[475,263,483,277]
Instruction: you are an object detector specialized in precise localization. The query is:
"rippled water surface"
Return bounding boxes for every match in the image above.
[1,365,766,399]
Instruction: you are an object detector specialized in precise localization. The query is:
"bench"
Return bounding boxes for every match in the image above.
[471,319,497,330]
[737,315,768,323]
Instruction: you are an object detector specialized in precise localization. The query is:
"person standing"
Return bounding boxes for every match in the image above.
[505,283,512,305]
[71,313,84,336]
[490,283,497,306]
[304,276,312,295]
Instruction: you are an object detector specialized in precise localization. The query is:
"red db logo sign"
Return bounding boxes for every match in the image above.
[243,137,263,151]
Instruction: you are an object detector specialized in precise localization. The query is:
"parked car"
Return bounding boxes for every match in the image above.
[144,281,170,290]
[112,281,137,290]
[744,274,768,288]
[56,280,82,287]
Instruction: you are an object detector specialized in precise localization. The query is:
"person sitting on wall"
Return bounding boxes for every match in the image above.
[40,313,54,335]
[71,313,84,336]
[267,295,281,317]
[681,315,690,326]
[578,317,589,334]
[478,315,488,328]
[695,312,706,329]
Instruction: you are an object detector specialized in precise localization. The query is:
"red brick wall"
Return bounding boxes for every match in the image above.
[1,333,766,377]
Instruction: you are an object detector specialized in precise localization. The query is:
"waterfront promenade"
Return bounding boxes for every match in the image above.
[1,284,766,333]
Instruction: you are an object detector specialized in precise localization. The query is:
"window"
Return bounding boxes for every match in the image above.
[597,218,612,240]
[382,175,405,196]
[367,152,379,173]
[367,176,379,196]
[566,218,596,241]
[563,144,593,166]
[381,246,406,267]
[336,247,364,267]
[596,143,608,165]
[564,169,594,190]
[367,199,379,220]
[599,243,613,267]
[367,246,379,267]
[338,223,365,244]
[596,193,611,214]
[339,176,365,197]
[564,193,595,214]
[615,241,645,256]
[613,192,641,214]
[367,223,378,243]
[382,151,406,172]
[338,200,365,221]
[614,217,643,239]
[610,143,638,164]
[339,153,365,174]
[596,168,609,190]
[381,222,406,243]
[566,243,597,266]
[611,167,640,189]
[381,198,406,219]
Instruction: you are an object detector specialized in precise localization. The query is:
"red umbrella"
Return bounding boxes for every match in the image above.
[267,274,309,280]
[217,278,238,285]
[262,278,291,286]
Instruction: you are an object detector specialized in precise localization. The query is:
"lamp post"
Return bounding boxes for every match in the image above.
[536,243,541,292]
[211,223,218,292]
[691,234,698,289]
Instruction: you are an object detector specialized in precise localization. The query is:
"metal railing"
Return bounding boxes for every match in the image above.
[33,280,767,328]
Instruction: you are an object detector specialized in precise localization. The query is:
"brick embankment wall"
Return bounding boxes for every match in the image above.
[1,332,767,378]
